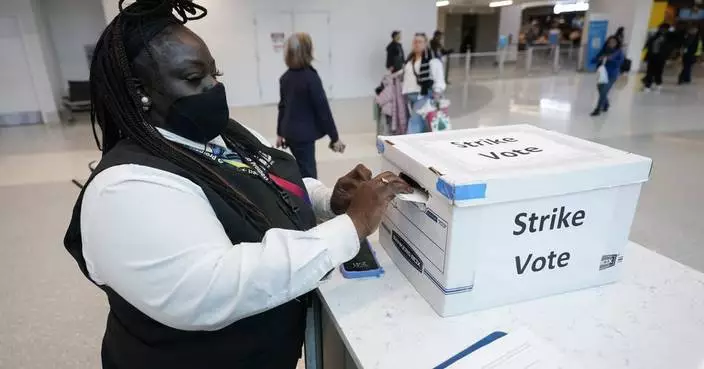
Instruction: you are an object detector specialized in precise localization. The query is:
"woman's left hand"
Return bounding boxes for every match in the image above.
[330,164,372,215]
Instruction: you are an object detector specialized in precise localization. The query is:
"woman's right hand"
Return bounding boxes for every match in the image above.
[346,172,412,240]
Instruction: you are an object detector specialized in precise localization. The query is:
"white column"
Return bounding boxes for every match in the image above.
[624,0,653,74]
[587,0,654,74]
[498,4,522,62]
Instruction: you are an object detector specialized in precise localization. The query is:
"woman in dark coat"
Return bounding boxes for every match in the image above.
[277,33,345,179]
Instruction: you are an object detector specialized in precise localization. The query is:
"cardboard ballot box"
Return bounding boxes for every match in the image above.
[376,125,652,317]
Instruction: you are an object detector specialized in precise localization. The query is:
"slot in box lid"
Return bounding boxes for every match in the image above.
[378,125,652,207]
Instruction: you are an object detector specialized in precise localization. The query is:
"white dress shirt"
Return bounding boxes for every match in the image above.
[80,126,360,331]
[401,57,446,95]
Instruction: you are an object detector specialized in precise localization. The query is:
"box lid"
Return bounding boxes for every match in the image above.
[378,125,652,207]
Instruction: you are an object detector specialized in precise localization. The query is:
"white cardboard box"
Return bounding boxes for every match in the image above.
[377,125,652,317]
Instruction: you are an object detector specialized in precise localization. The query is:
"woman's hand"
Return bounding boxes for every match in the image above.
[329,140,346,153]
[346,172,412,240]
[330,164,372,215]
[276,136,287,149]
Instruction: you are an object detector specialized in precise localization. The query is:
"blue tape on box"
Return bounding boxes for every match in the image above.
[436,179,487,201]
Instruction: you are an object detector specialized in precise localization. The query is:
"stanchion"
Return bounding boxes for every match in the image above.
[464,50,471,84]
[526,47,533,75]
[553,44,561,73]
[498,47,507,77]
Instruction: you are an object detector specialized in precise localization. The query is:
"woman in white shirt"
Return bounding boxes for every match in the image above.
[402,32,447,134]
[63,1,410,368]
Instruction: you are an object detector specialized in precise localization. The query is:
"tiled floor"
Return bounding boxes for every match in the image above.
[1,73,703,368]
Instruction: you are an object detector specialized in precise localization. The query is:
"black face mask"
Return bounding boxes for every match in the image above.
[164,83,229,143]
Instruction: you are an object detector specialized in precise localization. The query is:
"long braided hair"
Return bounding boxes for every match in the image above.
[90,0,272,233]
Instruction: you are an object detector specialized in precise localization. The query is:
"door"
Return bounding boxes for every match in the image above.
[254,13,293,104]
[0,17,39,120]
[293,12,332,96]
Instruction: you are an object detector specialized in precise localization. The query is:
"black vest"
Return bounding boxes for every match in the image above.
[64,123,317,369]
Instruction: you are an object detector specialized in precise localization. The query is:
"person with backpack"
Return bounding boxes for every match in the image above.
[598,26,631,74]
[591,36,624,116]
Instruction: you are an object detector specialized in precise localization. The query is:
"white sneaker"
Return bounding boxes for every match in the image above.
[643,87,651,92]
[655,85,663,93]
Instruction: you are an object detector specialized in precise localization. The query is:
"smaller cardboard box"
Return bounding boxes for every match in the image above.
[377,125,652,316]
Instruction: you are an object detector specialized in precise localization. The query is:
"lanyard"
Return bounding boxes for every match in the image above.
[185,142,311,206]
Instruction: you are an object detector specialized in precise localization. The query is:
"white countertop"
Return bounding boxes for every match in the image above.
[317,242,704,369]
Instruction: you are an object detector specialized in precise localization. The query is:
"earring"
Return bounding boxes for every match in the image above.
[139,94,152,111]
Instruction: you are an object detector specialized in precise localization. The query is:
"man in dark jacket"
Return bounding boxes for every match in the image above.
[679,26,700,85]
[386,31,405,72]
[643,23,673,92]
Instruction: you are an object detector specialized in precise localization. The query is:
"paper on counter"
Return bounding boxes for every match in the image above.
[396,188,429,204]
[449,327,578,369]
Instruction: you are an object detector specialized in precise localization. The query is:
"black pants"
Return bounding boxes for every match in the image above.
[679,57,695,83]
[288,141,317,179]
[643,58,666,88]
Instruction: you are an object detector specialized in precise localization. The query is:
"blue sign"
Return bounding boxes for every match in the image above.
[680,8,704,20]
[585,19,608,72]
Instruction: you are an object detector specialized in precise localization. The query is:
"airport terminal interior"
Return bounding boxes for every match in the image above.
[2,0,704,368]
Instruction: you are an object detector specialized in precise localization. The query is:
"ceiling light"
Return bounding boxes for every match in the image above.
[554,2,589,14]
[489,0,513,7]
[436,0,450,7]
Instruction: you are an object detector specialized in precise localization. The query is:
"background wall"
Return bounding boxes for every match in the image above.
[42,0,105,91]
[101,0,437,107]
